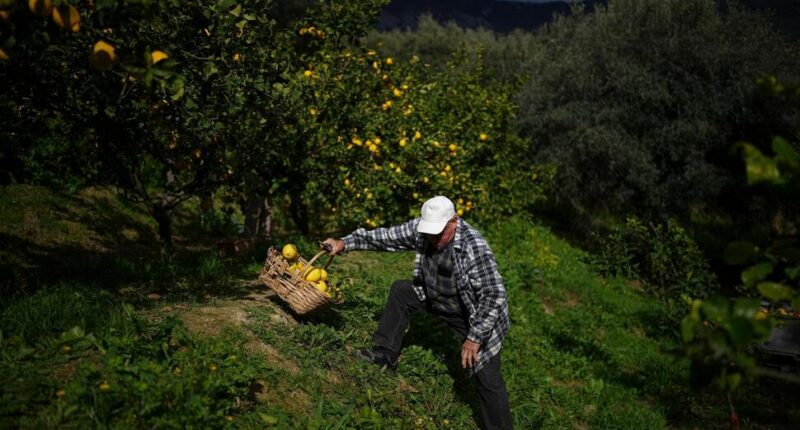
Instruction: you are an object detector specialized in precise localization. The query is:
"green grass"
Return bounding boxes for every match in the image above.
[1,185,798,428]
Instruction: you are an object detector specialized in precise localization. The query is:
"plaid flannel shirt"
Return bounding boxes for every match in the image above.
[342,217,510,375]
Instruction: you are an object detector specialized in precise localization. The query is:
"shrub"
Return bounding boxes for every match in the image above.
[592,217,719,301]
[515,0,800,223]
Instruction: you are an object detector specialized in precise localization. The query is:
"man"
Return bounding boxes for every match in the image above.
[322,196,513,430]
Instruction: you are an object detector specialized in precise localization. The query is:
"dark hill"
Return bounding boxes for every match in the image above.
[377,0,800,37]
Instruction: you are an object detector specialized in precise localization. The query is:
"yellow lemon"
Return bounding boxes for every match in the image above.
[151,50,169,64]
[385,57,393,65]
[319,269,328,281]
[414,131,422,140]
[89,40,116,72]
[99,382,110,392]
[399,138,407,147]
[479,133,489,141]
[52,4,80,32]
[449,143,457,152]
[315,280,328,292]
[232,52,242,63]
[282,244,298,261]
[305,268,322,282]
[457,208,464,216]
[28,0,53,17]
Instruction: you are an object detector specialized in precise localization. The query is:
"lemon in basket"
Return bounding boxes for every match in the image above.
[319,269,328,281]
[305,268,322,282]
[315,281,331,297]
[282,244,299,261]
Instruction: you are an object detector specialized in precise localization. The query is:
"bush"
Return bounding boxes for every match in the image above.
[515,0,800,224]
[592,217,719,301]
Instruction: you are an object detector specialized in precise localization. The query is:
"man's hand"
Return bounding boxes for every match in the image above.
[461,339,480,369]
[321,238,345,255]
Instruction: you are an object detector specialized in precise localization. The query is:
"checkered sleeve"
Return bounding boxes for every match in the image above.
[341,218,419,252]
[465,239,507,344]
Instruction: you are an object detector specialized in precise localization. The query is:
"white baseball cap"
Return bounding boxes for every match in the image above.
[417,196,456,234]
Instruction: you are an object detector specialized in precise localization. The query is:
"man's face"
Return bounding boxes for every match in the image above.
[424,217,457,249]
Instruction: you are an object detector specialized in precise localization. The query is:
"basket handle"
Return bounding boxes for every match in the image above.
[307,249,335,271]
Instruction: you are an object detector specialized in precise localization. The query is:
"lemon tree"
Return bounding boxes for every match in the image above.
[285,43,553,230]
[1,0,292,248]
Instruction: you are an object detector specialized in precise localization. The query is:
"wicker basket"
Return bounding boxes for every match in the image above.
[259,247,340,315]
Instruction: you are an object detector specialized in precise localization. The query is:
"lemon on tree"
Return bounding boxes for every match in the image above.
[89,40,116,72]
[28,0,53,16]
[151,50,169,65]
[52,3,80,32]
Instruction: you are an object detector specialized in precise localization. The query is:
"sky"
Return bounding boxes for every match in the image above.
[498,0,580,3]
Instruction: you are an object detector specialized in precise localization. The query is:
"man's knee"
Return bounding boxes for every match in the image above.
[389,279,413,297]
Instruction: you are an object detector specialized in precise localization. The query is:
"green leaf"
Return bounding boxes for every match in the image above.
[787,266,800,280]
[757,282,793,301]
[204,62,219,78]
[701,296,730,322]
[228,4,242,17]
[723,241,759,265]
[215,0,238,12]
[725,316,754,348]
[170,78,185,101]
[737,142,781,185]
[681,316,698,342]
[741,262,773,286]
[772,136,799,166]
[732,298,760,319]
[236,20,248,30]
[258,413,278,425]
[728,373,742,391]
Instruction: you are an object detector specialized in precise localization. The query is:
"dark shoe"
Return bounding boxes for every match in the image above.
[355,348,398,371]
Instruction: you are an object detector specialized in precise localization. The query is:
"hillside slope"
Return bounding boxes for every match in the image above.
[1,185,797,428]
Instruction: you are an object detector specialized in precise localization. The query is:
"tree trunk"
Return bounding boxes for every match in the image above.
[258,193,273,240]
[243,174,273,240]
[152,202,174,251]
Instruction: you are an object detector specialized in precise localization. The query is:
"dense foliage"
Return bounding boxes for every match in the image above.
[591,217,719,302]
[514,0,800,228]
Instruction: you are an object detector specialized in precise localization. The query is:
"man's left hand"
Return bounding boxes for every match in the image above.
[461,339,480,369]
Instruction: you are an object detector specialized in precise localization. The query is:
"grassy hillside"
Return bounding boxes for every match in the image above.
[1,185,797,428]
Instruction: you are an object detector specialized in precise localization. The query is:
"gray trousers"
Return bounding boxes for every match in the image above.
[373,279,514,430]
